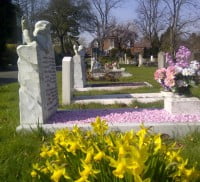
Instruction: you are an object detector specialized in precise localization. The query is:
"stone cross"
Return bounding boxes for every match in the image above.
[17,20,58,126]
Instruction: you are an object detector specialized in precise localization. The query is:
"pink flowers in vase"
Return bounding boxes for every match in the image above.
[154,46,200,95]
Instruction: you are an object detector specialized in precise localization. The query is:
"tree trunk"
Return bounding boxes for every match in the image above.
[59,36,65,55]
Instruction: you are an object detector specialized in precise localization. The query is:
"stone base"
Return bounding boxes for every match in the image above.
[16,122,200,138]
[164,96,200,114]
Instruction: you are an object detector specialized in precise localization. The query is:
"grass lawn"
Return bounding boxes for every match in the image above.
[0,65,200,181]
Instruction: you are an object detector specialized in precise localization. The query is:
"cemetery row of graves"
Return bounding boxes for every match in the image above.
[1,66,200,181]
[1,20,200,181]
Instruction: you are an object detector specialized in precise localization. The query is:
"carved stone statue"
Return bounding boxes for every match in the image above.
[21,17,52,54]
[73,44,86,88]
[73,44,78,55]
[33,20,52,53]
[21,17,32,44]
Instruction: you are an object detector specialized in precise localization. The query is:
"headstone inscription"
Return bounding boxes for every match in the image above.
[73,45,86,88]
[17,19,58,125]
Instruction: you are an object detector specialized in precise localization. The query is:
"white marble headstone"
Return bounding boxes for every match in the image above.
[17,20,58,125]
[158,52,166,68]
[138,54,143,67]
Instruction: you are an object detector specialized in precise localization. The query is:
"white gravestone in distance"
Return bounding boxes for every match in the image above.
[17,20,58,125]
[150,55,155,62]
[73,45,86,88]
[90,57,95,72]
[138,54,143,67]
[158,52,166,68]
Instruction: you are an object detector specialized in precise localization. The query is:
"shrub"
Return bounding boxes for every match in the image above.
[110,48,119,58]
[31,117,200,182]
[4,44,18,66]
[99,56,116,65]
[54,45,63,65]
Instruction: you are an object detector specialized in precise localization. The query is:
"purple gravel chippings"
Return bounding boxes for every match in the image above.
[47,108,200,125]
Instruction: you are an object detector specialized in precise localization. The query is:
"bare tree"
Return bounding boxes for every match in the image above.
[162,0,200,56]
[136,0,165,45]
[111,22,138,50]
[90,0,123,51]
[13,0,48,28]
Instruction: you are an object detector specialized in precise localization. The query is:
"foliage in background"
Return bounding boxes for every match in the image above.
[5,44,18,66]
[31,117,200,182]
[38,0,92,56]
[0,1,18,68]
[99,56,116,65]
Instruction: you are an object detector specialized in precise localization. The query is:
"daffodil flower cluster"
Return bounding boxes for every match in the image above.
[31,117,200,182]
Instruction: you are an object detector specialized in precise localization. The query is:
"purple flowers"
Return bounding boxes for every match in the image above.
[155,46,200,94]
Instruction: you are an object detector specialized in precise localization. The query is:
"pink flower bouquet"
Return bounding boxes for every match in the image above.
[154,46,200,95]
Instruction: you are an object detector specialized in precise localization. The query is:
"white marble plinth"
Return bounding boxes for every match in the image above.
[164,96,200,114]
[62,57,73,105]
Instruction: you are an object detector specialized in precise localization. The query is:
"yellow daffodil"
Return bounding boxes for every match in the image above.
[50,168,70,182]
[75,175,90,182]
[112,159,127,178]
[31,170,37,178]
[40,145,49,158]
[31,117,200,182]
[109,157,127,178]
[94,151,105,161]
[79,161,100,178]
[136,125,148,149]
[84,147,94,164]
[118,145,126,157]
[91,116,108,135]
[154,134,162,153]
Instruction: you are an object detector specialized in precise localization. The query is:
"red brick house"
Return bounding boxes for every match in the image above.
[130,40,151,55]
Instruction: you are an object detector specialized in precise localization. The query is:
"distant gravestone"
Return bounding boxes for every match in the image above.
[73,45,86,88]
[138,54,143,67]
[158,52,166,68]
[150,55,155,62]
[91,57,95,72]
[17,20,58,126]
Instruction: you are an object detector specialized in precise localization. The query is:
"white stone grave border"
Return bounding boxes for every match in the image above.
[17,121,200,138]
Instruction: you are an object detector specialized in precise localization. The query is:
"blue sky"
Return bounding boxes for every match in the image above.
[112,0,138,23]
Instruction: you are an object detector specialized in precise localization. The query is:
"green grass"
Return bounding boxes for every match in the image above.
[1,65,200,181]
[59,101,164,110]
[76,65,161,96]
[0,83,53,181]
[178,130,200,170]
